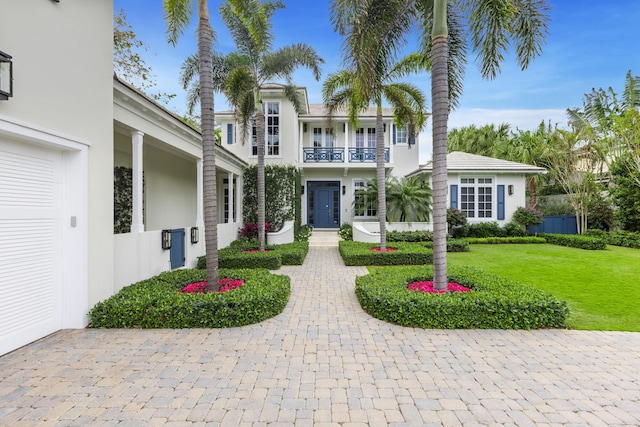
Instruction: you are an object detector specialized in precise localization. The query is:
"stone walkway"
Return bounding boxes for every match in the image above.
[1,246,640,426]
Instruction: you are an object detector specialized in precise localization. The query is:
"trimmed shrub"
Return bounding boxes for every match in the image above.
[540,233,606,250]
[88,268,290,328]
[387,230,432,242]
[465,237,546,244]
[586,229,640,249]
[295,225,313,242]
[339,223,353,241]
[356,265,570,329]
[422,238,469,252]
[339,241,433,266]
[198,241,309,270]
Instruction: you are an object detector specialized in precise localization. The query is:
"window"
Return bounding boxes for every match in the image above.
[354,180,377,217]
[313,127,322,148]
[251,102,280,156]
[325,128,335,148]
[395,125,408,144]
[460,177,493,219]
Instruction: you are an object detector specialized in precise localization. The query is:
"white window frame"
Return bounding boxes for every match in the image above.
[459,176,495,220]
[395,124,408,145]
[251,101,281,157]
[353,179,377,218]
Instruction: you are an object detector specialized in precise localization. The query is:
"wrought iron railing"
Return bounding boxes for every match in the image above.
[303,147,344,162]
[348,148,390,163]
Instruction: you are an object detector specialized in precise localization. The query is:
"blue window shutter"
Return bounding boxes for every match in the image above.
[226,123,233,144]
[392,124,396,144]
[409,132,416,145]
[497,185,505,220]
[450,184,458,208]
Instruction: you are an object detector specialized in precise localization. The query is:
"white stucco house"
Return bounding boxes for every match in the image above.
[408,151,547,225]
[216,84,419,229]
[0,1,247,356]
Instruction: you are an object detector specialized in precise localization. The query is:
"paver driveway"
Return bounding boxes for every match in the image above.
[1,246,640,426]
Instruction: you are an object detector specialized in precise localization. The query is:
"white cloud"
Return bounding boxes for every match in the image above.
[418,108,568,163]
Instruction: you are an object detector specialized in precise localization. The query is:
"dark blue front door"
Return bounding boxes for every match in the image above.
[170,228,185,269]
[309,182,340,228]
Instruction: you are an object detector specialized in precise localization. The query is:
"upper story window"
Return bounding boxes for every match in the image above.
[460,177,493,219]
[313,127,335,148]
[251,102,280,156]
[395,125,408,144]
[356,127,375,148]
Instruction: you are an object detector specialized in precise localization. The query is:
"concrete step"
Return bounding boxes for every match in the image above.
[308,231,340,247]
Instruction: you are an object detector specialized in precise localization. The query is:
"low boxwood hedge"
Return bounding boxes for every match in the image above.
[356,265,570,329]
[197,241,309,270]
[88,268,290,328]
[585,229,640,249]
[465,236,547,244]
[339,241,433,266]
[422,238,469,252]
[540,233,607,250]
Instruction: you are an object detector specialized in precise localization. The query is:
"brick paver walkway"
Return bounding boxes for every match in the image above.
[1,246,640,426]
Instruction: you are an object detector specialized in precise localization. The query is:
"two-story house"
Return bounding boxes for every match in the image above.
[216,84,419,229]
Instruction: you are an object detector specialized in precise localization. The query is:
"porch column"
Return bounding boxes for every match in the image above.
[227,171,234,223]
[196,159,204,228]
[130,131,145,233]
[344,122,349,163]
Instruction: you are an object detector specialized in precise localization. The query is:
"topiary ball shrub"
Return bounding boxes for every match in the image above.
[356,265,570,329]
[88,268,290,328]
[339,241,433,266]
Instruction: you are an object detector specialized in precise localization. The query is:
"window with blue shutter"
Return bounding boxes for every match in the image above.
[226,123,233,144]
[392,124,396,144]
[450,184,458,208]
[497,185,505,220]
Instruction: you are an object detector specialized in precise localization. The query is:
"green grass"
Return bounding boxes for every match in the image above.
[446,244,640,331]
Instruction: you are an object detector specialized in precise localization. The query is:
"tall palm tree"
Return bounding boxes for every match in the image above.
[219,0,323,252]
[163,0,220,290]
[447,123,511,157]
[327,0,427,251]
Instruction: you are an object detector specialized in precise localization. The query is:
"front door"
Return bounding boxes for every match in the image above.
[309,182,340,228]
[170,228,185,269]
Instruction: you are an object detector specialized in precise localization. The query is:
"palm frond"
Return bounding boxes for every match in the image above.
[511,0,550,71]
[260,43,324,82]
[163,0,194,45]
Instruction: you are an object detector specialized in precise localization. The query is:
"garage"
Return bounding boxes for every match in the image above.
[0,137,63,356]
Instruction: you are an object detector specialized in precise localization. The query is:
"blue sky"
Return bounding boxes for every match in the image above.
[115,0,640,162]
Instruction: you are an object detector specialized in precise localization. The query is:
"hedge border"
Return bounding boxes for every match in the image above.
[88,268,290,328]
[465,237,546,244]
[356,265,570,329]
[540,233,607,250]
[197,241,309,270]
[338,241,434,266]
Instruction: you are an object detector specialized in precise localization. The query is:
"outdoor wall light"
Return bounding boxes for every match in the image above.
[301,185,305,195]
[190,227,199,244]
[0,51,13,100]
[161,229,172,250]
[342,185,346,195]
[508,185,514,196]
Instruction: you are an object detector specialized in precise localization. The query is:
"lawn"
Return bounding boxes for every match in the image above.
[446,244,640,331]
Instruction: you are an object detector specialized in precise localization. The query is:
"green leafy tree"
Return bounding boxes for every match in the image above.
[610,157,640,232]
[163,0,220,290]
[447,123,511,157]
[354,175,432,223]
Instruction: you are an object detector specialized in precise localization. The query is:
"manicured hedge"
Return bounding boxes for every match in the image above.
[540,233,607,250]
[465,237,547,244]
[422,238,469,252]
[339,241,433,266]
[88,268,290,328]
[585,229,640,249]
[356,265,570,329]
[197,241,309,270]
[387,230,432,242]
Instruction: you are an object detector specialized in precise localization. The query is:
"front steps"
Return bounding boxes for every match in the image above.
[308,229,340,247]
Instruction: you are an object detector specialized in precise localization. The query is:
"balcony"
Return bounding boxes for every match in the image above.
[303,147,390,163]
[348,148,390,163]
[303,147,344,163]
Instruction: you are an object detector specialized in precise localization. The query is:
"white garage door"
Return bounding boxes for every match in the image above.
[0,138,63,356]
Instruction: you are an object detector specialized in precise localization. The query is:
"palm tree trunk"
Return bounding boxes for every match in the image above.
[527,176,537,208]
[256,102,266,252]
[431,0,449,291]
[376,105,386,251]
[198,0,219,291]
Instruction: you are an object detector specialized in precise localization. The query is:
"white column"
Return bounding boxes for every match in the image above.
[344,122,349,163]
[227,172,234,223]
[196,159,204,228]
[130,131,145,233]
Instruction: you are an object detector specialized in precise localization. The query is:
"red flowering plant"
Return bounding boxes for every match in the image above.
[239,222,273,240]
[407,281,471,294]
[370,247,398,252]
[178,278,245,294]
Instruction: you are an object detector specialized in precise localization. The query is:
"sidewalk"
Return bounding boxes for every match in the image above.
[1,245,639,426]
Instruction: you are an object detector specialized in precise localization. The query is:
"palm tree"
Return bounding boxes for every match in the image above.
[327,0,427,251]
[386,175,433,222]
[163,0,220,290]
[219,0,323,252]
[447,123,511,157]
